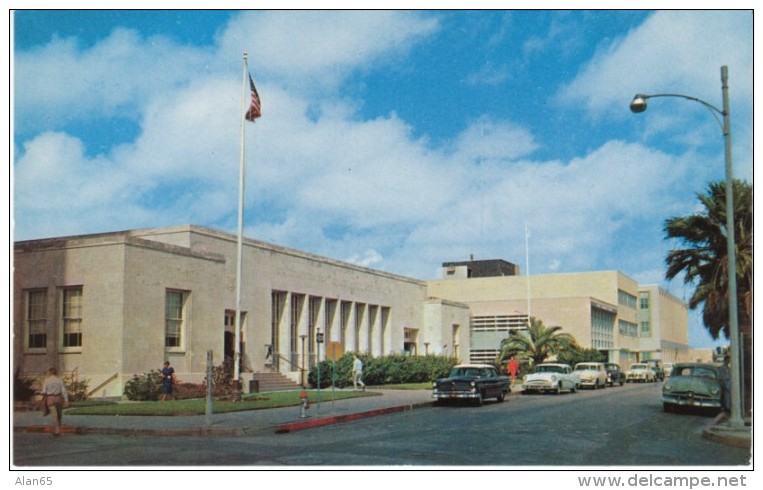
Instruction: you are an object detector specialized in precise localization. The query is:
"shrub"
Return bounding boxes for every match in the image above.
[123,369,163,401]
[308,353,458,388]
[13,368,36,401]
[205,357,234,396]
[63,369,90,402]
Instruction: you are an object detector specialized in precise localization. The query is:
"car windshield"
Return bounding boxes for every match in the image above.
[632,365,648,370]
[575,365,597,371]
[672,366,717,379]
[449,368,488,378]
[536,365,564,373]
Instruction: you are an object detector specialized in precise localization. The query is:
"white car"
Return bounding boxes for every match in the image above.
[625,363,656,383]
[522,363,580,394]
[574,362,608,389]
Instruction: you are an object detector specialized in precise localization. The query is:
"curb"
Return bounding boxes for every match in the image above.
[276,401,434,433]
[14,401,435,437]
[701,412,751,449]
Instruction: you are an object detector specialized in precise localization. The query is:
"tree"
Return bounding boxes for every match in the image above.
[498,317,579,367]
[664,179,752,341]
[664,179,752,412]
[556,347,606,367]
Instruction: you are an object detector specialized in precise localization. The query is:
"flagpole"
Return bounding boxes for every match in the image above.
[524,222,531,327]
[233,52,248,398]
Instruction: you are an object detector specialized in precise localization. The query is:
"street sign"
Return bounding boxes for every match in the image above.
[316,332,324,344]
[326,341,343,361]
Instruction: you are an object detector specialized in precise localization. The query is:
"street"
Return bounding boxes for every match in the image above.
[13,382,750,467]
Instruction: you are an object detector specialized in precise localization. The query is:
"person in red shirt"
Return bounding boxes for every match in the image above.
[508,357,520,388]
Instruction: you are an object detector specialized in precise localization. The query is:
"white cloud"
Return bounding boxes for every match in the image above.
[217,11,440,90]
[14,28,212,133]
[556,10,752,117]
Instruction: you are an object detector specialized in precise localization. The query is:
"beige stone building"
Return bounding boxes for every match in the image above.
[13,227,691,398]
[13,225,470,397]
[429,263,691,368]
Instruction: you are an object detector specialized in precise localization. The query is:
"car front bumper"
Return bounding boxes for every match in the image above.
[523,380,556,392]
[433,390,479,400]
[662,395,721,408]
[579,378,602,386]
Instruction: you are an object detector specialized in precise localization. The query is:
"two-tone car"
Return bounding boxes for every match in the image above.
[574,362,608,389]
[432,364,510,406]
[625,363,656,383]
[522,363,579,394]
[662,362,722,413]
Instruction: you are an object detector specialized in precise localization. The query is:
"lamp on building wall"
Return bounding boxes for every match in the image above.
[630,65,743,428]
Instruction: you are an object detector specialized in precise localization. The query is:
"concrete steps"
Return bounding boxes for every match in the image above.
[250,371,302,392]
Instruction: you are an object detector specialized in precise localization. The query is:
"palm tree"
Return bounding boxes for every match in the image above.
[498,317,579,367]
[664,179,752,412]
[664,179,752,341]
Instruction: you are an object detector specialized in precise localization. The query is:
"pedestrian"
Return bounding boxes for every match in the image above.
[508,357,520,387]
[40,367,69,436]
[718,356,731,412]
[352,354,365,391]
[160,361,177,401]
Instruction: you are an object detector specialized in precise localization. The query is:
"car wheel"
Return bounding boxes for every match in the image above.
[619,380,624,386]
[555,383,562,395]
[663,403,673,413]
[475,392,483,406]
[573,383,578,393]
[496,391,505,403]
[594,380,599,390]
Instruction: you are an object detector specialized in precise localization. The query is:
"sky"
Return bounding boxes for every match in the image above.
[10,10,754,350]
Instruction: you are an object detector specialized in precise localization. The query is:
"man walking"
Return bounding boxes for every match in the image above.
[352,355,366,391]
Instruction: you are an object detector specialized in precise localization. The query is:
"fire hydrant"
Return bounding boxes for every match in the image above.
[299,390,310,418]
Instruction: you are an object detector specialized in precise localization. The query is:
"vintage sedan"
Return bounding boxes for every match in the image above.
[432,364,510,406]
[626,363,656,383]
[605,362,626,386]
[522,363,579,394]
[574,362,608,389]
[662,363,722,413]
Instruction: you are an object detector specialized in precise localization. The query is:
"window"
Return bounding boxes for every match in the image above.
[165,290,188,348]
[639,294,650,309]
[471,314,528,332]
[25,289,47,350]
[61,287,83,348]
[618,319,639,337]
[618,289,637,309]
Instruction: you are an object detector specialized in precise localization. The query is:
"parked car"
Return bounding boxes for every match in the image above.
[662,363,722,413]
[663,362,674,378]
[522,363,579,394]
[625,363,656,383]
[645,359,665,381]
[605,362,626,386]
[432,364,510,406]
[574,362,608,389]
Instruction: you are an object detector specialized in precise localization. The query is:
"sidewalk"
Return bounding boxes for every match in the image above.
[13,389,435,437]
[702,412,752,449]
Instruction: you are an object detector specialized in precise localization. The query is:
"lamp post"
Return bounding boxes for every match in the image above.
[630,65,743,428]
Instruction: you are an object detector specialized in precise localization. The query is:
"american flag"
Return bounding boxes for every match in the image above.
[245,73,261,121]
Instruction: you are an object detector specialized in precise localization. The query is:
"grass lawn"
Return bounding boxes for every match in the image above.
[65,389,379,416]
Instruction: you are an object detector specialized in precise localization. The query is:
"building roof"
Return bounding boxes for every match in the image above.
[441,259,520,277]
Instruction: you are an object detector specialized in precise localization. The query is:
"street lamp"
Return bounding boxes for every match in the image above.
[630,66,743,428]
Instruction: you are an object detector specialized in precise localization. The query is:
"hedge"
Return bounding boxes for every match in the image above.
[307,353,458,389]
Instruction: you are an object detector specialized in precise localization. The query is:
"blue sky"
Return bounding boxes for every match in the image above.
[11,10,753,349]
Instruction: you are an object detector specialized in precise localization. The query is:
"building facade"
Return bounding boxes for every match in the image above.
[428,261,691,368]
[13,226,470,397]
